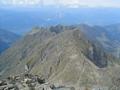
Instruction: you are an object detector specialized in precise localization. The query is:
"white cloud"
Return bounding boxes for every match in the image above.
[0,0,120,8]
[0,0,43,6]
[59,0,120,8]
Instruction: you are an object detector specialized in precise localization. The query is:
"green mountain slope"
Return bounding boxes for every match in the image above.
[0,29,20,54]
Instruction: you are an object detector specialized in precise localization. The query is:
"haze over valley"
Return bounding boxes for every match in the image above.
[0,7,120,34]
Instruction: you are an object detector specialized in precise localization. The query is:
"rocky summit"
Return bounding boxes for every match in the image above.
[0,25,120,90]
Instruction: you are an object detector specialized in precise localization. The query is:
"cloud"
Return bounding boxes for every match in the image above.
[0,0,43,6]
[59,0,120,8]
[0,0,120,8]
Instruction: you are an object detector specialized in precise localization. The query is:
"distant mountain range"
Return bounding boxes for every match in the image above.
[0,24,120,89]
[0,7,120,34]
[0,29,20,54]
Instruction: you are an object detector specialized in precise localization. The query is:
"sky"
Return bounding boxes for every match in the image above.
[0,0,120,8]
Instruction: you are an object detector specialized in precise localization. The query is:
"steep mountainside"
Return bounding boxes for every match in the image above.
[104,24,120,58]
[0,25,120,90]
[77,24,120,58]
[0,29,20,54]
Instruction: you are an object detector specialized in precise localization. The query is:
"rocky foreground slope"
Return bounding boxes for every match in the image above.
[0,73,74,90]
[0,25,120,90]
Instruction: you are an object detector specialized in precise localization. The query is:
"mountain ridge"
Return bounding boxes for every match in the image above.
[0,25,120,89]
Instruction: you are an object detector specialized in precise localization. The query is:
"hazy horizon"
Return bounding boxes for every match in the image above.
[0,0,120,34]
[0,7,120,34]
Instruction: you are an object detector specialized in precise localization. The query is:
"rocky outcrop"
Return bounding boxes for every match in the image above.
[0,73,73,90]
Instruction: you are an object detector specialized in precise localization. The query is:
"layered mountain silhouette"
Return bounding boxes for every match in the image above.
[0,29,20,54]
[0,25,120,89]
